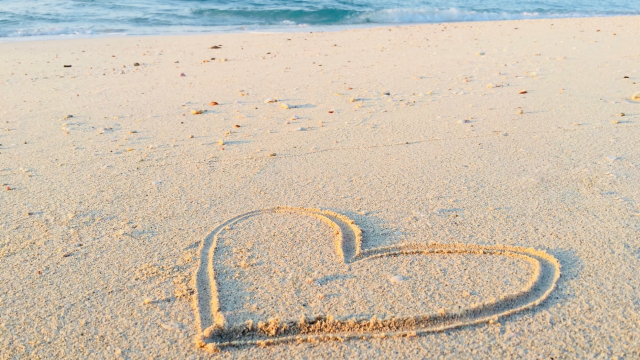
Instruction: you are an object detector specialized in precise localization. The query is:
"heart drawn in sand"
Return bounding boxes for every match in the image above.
[193,207,560,351]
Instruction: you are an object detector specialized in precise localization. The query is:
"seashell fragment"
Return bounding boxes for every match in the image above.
[264,98,277,103]
[280,103,290,109]
[209,101,219,106]
[191,109,203,115]
[389,275,405,284]
[519,90,528,94]
[632,92,640,101]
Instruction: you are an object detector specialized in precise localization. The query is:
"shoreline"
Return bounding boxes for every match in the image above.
[2,14,639,44]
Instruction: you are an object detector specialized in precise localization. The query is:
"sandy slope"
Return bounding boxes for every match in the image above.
[1,16,639,359]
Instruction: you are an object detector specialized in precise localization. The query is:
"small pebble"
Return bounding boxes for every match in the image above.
[389,275,405,284]
[189,135,194,138]
[264,98,277,103]
[632,92,640,101]
[280,103,290,109]
[619,113,625,117]
[517,109,523,115]
[191,109,203,115]
[476,51,485,56]
[133,62,140,66]
[349,97,356,102]
[519,90,528,94]
[63,65,72,68]
[209,101,219,106]
[268,153,276,157]
[180,73,186,77]
[234,124,240,128]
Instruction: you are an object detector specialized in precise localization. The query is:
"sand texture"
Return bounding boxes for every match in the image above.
[1,16,640,359]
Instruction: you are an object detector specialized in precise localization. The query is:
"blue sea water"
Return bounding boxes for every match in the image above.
[0,0,638,40]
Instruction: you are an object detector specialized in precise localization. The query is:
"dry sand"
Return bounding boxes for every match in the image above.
[1,16,639,358]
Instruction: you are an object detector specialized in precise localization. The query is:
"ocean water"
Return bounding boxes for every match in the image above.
[0,0,638,40]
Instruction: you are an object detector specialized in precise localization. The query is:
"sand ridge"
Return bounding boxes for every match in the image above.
[193,206,561,351]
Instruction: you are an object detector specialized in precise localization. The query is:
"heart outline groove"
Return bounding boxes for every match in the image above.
[193,206,561,351]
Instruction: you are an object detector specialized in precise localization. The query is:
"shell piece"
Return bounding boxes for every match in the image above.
[632,92,640,101]
[280,103,290,109]
[191,109,203,115]
[264,98,277,103]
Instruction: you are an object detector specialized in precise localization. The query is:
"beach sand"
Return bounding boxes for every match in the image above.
[1,16,639,358]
